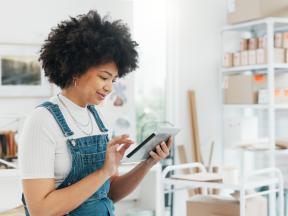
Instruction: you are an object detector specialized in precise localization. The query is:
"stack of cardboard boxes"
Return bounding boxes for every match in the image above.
[223,33,288,68]
[224,0,288,68]
[227,0,288,25]
[224,73,288,104]
[223,0,288,105]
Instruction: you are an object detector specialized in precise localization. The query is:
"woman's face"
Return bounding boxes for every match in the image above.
[76,61,118,105]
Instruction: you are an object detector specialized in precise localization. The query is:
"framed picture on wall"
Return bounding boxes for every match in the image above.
[0,43,52,97]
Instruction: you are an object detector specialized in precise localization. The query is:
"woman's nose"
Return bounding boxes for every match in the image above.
[104,83,112,93]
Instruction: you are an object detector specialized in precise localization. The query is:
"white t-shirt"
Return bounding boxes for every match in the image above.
[19,94,109,188]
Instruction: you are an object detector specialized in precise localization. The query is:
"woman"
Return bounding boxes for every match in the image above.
[19,10,172,216]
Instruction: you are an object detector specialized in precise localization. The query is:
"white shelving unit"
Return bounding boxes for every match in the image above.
[221,17,288,216]
[222,64,288,74]
[220,17,288,170]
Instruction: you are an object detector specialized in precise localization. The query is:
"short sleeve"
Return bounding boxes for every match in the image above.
[19,107,57,179]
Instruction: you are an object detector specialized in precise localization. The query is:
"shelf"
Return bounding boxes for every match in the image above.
[223,104,268,109]
[223,104,288,110]
[225,147,288,154]
[0,169,19,180]
[220,18,288,202]
[222,64,288,74]
[222,17,288,33]
[164,176,279,191]
[275,104,288,110]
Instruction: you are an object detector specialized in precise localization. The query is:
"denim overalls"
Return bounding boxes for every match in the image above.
[22,101,115,216]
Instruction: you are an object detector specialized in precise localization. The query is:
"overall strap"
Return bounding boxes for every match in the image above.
[87,105,108,133]
[37,102,74,137]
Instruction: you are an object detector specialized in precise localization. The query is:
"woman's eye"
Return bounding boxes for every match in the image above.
[100,76,108,80]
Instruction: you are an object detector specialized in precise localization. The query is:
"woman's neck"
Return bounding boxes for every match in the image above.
[61,88,86,108]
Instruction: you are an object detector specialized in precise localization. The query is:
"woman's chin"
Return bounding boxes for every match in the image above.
[92,98,104,105]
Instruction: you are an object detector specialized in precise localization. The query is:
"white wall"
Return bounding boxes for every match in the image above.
[167,0,227,215]
[0,0,133,43]
[170,0,226,169]
[0,0,134,132]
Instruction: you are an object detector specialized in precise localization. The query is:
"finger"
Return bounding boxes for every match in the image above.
[110,144,120,152]
[107,135,122,146]
[160,142,170,155]
[156,145,166,158]
[118,143,133,156]
[149,151,161,161]
[166,136,173,149]
[108,135,133,146]
[108,140,133,151]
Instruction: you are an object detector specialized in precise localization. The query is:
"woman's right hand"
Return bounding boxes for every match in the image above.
[102,134,134,177]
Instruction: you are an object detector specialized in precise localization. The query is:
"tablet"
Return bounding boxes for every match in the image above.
[126,126,180,160]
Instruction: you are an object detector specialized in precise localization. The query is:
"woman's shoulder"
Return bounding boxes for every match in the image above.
[25,98,60,128]
[20,99,63,142]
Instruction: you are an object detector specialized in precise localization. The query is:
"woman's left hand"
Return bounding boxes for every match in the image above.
[145,136,173,167]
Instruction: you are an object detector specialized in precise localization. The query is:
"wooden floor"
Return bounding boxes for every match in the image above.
[0,206,25,216]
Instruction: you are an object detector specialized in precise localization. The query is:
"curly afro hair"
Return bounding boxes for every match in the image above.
[39,10,138,89]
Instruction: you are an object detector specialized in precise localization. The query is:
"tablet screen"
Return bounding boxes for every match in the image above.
[126,133,156,158]
[126,127,180,160]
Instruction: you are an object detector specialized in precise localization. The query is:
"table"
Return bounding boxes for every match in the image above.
[162,163,284,216]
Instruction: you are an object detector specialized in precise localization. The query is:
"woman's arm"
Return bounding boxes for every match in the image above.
[23,169,109,216]
[108,137,172,202]
[23,135,133,216]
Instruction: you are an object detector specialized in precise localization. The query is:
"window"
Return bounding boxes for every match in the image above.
[133,0,168,142]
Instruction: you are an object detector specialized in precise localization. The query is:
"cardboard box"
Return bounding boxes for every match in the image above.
[187,195,267,216]
[240,39,249,51]
[258,88,288,104]
[256,48,285,64]
[258,36,267,49]
[233,52,241,66]
[223,53,233,67]
[275,48,285,63]
[275,88,288,104]
[224,75,255,104]
[283,32,288,48]
[248,50,256,65]
[224,116,259,148]
[248,38,258,50]
[253,74,267,90]
[240,51,248,65]
[276,72,288,88]
[274,33,283,48]
[257,73,288,104]
[256,49,266,64]
[227,0,288,24]
[224,74,266,104]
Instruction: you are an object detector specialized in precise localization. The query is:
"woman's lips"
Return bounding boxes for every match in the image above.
[96,92,106,100]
